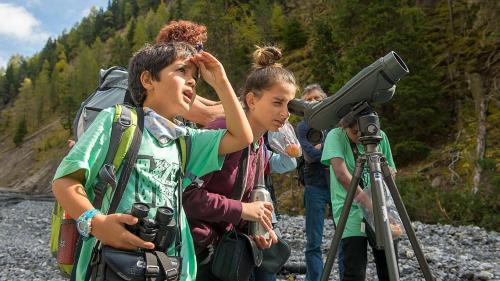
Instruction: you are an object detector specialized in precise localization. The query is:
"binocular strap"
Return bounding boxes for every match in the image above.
[145,251,182,281]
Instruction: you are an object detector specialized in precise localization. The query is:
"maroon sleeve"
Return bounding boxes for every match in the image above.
[183,184,243,225]
[183,117,244,225]
[204,117,227,130]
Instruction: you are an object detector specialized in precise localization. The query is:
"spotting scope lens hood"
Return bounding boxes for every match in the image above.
[288,51,409,130]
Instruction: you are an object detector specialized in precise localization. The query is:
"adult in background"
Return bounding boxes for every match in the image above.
[296,84,331,281]
[321,108,398,281]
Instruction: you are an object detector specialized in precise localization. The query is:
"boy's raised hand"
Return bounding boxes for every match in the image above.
[190,51,228,90]
[91,213,155,251]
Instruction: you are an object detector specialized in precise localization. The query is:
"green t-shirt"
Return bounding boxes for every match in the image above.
[53,107,226,281]
[321,128,395,239]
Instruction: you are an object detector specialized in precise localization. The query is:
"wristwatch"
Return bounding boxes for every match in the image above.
[76,208,102,240]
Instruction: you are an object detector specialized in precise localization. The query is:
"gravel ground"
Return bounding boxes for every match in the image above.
[0,200,498,281]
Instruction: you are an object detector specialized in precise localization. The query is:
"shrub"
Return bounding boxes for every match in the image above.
[394,140,431,166]
[13,118,28,146]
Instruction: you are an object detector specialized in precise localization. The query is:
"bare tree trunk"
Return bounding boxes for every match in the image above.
[467,73,488,194]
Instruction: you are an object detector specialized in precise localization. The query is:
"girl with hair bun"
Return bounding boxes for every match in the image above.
[183,45,297,281]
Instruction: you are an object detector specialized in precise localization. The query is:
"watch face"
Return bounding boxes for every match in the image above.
[77,219,90,237]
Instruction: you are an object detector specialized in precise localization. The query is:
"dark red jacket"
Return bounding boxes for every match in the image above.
[183,118,266,253]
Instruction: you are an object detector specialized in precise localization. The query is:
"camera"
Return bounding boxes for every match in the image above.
[126,202,177,252]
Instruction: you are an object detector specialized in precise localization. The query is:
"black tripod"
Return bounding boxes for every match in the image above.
[320,104,435,281]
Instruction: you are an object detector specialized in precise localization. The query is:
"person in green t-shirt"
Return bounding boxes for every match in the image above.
[321,112,397,281]
[52,42,253,281]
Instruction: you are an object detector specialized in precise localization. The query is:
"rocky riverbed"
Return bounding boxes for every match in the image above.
[0,200,498,281]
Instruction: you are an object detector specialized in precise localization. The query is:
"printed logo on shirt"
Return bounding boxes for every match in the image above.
[133,155,180,208]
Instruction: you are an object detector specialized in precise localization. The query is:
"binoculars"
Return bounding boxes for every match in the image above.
[126,202,177,252]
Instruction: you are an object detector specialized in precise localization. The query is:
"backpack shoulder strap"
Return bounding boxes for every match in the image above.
[231,147,250,201]
[174,136,190,256]
[107,106,144,215]
[180,133,200,186]
[111,105,137,168]
[93,104,136,209]
[178,134,189,174]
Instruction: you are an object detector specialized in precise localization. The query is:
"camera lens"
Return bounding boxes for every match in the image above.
[307,128,324,146]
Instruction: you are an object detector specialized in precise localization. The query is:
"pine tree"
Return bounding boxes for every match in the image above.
[133,16,150,51]
[110,34,131,67]
[50,44,71,112]
[71,41,99,101]
[16,78,36,132]
[282,18,307,51]
[269,3,285,42]
[13,117,27,146]
[34,60,51,125]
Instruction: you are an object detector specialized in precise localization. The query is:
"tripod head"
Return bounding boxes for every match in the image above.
[345,102,383,152]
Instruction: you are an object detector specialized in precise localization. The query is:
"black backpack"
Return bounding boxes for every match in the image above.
[296,155,306,186]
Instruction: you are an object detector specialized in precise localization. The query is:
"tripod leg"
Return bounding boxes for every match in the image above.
[320,157,365,281]
[367,155,399,281]
[381,161,435,281]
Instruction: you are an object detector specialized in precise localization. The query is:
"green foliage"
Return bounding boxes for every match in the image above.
[269,3,285,42]
[109,34,131,67]
[491,174,500,189]
[13,118,27,146]
[32,124,70,166]
[34,60,51,125]
[394,140,431,166]
[398,174,499,231]
[133,16,151,51]
[1,56,24,105]
[282,18,307,51]
[14,78,36,132]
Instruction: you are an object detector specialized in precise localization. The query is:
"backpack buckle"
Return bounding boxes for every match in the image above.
[145,265,160,277]
[118,115,132,127]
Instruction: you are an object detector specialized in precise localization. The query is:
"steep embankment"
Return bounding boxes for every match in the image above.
[0,120,67,193]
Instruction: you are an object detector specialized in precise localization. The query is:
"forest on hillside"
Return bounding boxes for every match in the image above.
[0,0,498,230]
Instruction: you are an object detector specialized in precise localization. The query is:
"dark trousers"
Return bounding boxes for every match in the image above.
[338,235,399,281]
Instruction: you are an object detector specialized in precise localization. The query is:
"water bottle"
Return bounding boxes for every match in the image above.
[249,183,273,239]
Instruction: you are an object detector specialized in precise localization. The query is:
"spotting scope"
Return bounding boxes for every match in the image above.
[288,51,409,130]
